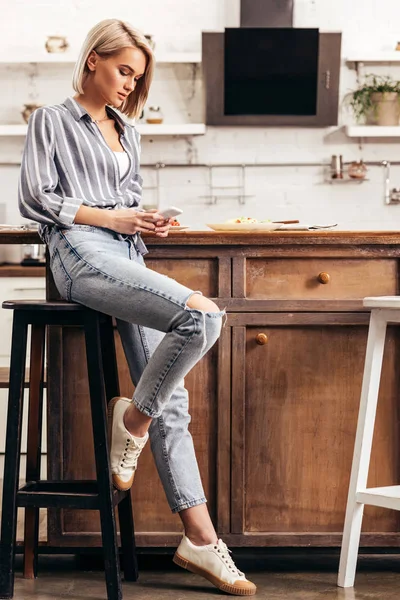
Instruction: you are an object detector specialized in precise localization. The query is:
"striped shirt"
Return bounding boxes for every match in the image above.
[18,96,147,254]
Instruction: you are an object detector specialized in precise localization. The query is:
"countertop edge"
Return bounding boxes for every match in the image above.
[2,229,400,246]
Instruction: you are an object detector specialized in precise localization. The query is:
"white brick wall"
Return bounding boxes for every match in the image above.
[1,0,400,255]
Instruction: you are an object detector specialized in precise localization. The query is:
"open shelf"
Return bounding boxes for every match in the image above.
[0,123,206,137]
[345,52,400,64]
[0,125,27,136]
[137,123,205,135]
[327,177,369,184]
[0,52,201,65]
[345,125,400,138]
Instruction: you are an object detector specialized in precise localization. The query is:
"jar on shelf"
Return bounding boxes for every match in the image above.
[45,35,69,53]
[348,160,368,180]
[330,154,343,179]
[21,103,43,123]
[146,106,163,124]
[145,35,156,51]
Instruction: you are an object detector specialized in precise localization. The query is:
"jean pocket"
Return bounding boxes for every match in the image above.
[50,248,72,301]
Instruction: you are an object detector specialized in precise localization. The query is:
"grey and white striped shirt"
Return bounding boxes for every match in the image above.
[18,96,147,254]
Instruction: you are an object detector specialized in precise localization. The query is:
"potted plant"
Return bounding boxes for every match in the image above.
[347,75,400,126]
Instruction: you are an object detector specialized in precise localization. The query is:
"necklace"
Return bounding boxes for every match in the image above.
[87,109,109,124]
[91,114,109,124]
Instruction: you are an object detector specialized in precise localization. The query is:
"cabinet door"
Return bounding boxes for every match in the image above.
[229,313,400,547]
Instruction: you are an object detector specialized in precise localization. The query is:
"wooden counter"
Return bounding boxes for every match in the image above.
[0,265,45,277]
[4,229,400,549]
[0,230,41,244]
[0,231,44,276]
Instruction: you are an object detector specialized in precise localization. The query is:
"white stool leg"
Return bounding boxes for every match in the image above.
[338,310,387,588]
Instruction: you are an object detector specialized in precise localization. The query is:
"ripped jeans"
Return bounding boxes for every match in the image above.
[45,225,225,513]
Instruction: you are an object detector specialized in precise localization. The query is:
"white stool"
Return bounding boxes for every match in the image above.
[338,296,400,588]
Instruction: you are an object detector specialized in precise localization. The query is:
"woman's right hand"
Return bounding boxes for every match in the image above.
[107,209,166,235]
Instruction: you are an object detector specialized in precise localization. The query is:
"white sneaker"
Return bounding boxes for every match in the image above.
[107,396,148,491]
[173,536,257,596]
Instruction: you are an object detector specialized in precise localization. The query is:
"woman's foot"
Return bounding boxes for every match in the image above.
[173,535,257,596]
[108,397,148,491]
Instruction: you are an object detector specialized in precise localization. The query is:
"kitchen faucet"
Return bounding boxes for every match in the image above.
[381,161,400,204]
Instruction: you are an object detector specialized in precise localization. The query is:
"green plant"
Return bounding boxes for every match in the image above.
[346,75,400,122]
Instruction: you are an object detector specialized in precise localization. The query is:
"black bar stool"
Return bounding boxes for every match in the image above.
[0,300,138,600]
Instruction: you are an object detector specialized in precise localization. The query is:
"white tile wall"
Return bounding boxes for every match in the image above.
[1,0,400,258]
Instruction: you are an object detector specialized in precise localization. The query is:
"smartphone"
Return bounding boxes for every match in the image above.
[158,206,183,219]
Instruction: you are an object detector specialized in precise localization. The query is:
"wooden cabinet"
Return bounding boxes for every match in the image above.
[228,315,400,547]
[45,232,400,548]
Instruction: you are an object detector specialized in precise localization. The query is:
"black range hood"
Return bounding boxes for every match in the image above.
[202,0,341,126]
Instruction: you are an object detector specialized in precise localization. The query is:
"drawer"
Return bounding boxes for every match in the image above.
[245,259,398,300]
[146,258,220,297]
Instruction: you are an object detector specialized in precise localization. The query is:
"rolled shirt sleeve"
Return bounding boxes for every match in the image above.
[18,108,83,226]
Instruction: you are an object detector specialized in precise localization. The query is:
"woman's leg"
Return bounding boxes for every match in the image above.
[178,504,218,545]
[117,320,216,527]
[118,320,256,596]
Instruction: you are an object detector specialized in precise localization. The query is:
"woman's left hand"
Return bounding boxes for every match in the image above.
[140,210,172,237]
[154,217,172,237]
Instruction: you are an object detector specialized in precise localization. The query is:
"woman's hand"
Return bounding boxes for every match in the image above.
[108,209,171,237]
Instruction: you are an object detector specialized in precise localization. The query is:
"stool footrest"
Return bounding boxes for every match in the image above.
[356,486,400,511]
[17,480,127,509]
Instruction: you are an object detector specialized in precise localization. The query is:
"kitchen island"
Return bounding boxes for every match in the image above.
[2,229,400,549]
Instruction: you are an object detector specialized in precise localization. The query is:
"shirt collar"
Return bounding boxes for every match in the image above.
[63,96,128,134]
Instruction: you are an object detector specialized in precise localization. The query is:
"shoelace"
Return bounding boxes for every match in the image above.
[214,541,244,577]
[120,437,147,469]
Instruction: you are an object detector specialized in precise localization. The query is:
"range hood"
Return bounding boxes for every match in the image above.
[202,0,342,127]
[239,0,294,28]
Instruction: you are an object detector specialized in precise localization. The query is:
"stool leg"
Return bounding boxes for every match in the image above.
[0,314,28,599]
[100,315,120,399]
[118,492,138,581]
[338,311,387,588]
[99,316,138,581]
[83,312,122,600]
[100,315,138,581]
[23,324,45,580]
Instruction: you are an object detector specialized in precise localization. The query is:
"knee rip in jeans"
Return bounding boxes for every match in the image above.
[184,291,227,327]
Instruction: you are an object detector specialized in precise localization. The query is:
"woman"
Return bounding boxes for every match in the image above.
[18,19,256,596]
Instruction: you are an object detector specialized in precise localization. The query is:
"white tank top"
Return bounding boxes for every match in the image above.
[113,151,130,179]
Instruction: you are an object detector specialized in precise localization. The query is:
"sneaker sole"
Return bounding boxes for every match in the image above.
[173,552,257,596]
[107,396,135,492]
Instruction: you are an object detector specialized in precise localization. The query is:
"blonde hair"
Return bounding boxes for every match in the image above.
[72,19,154,119]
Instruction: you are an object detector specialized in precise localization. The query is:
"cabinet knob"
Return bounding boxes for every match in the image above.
[255,333,268,345]
[317,272,330,284]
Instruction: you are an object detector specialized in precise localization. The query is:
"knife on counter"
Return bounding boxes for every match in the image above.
[273,220,299,224]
